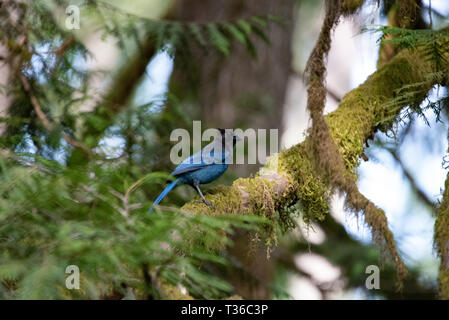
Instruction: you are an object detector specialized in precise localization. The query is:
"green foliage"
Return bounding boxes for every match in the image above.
[376,26,449,70]
[382,81,449,130]
[370,25,449,131]
[1,0,91,156]
[147,15,281,58]
[1,0,278,158]
[90,1,280,59]
[0,0,275,299]
[0,156,268,299]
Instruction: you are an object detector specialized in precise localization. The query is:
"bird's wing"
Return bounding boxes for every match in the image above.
[170,163,206,176]
[170,149,226,176]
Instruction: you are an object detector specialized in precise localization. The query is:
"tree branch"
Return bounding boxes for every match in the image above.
[180,46,444,283]
[81,35,156,147]
[388,148,435,210]
[435,172,449,299]
[18,73,92,157]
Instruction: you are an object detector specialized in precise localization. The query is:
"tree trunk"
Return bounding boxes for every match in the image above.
[169,0,295,130]
[169,0,296,299]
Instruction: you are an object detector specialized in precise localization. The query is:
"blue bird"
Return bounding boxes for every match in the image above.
[149,129,239,212]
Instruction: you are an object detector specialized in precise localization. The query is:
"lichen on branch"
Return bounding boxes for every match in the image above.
[435,173,449,299]
[303,0,408,284]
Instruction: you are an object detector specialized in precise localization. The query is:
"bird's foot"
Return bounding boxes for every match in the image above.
[195,199,215,209]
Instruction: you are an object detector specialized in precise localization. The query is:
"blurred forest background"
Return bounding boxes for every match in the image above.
[0,0,449,299]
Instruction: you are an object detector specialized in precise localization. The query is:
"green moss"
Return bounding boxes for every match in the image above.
[161,283,194,300]
[182,185,241,215]
[397,0,419,28]
[327,55,428,171]
[182,176,281,246]
[279,142,331,223]
[439,269,449,300]
[435,173,449,299]
[377,5,399,69]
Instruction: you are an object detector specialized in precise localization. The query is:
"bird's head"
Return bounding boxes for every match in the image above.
[218,128,241,147]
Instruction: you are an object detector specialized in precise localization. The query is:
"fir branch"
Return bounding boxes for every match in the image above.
[375,26,449,70]
[18,72,92,157]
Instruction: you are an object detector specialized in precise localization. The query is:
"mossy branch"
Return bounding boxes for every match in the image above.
[181,47,443,283]
[435,173,449,299]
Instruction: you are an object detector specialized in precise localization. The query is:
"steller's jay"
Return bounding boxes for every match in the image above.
[149,129,240,212]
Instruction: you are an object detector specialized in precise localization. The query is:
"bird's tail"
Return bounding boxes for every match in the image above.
[149,178,180,213]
